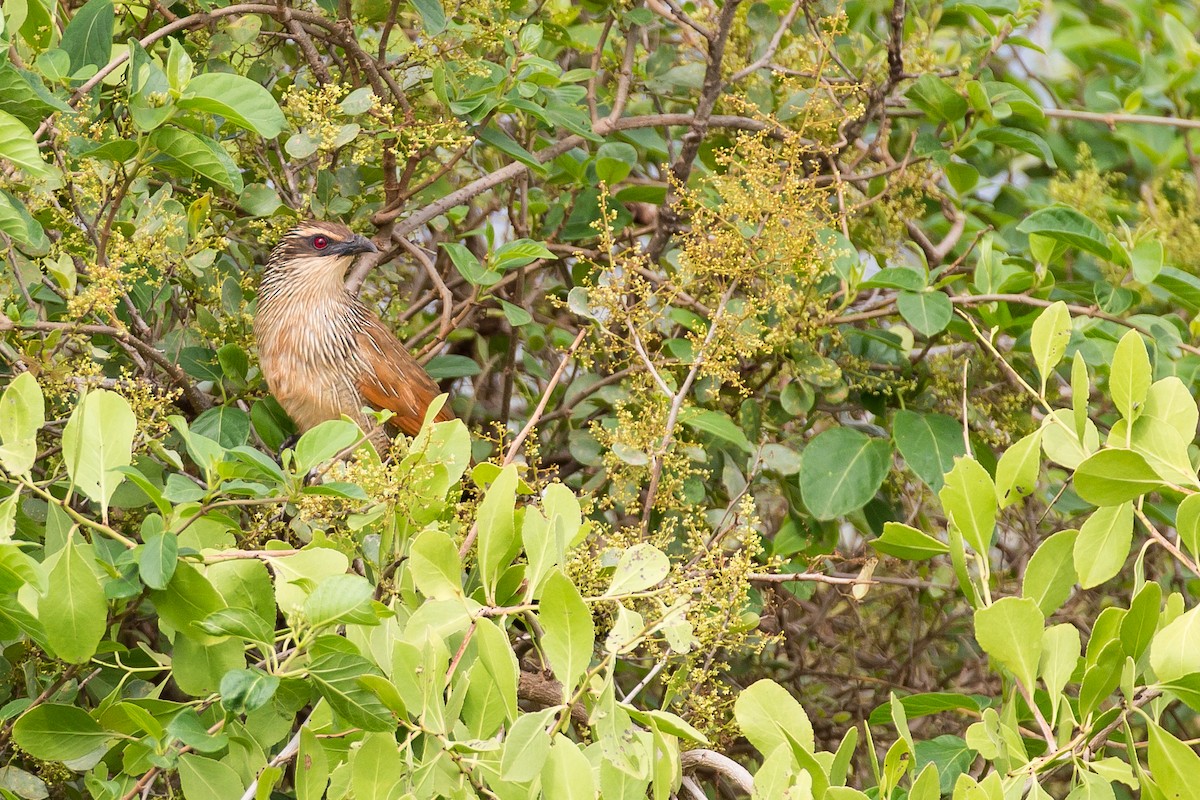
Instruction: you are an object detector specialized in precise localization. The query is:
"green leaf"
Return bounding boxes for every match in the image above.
[542,733,596,800]
[1022,528,1078,615]
[1120,581,1161,660]
[939,457,997,556]
[303,573,375,629]
[408,528,463,600]
[297,727,328,800]
[973,597,1044,688]
[476,464,518,601]
[1073,502,1134,589]
[539,570,593,699]
[293,419,362,474]
[351,733,403,800]
[59,0,113,76]
[1039,623,1080,711]
[1073,449,1163,506]
[0,372,44,476]
[976,126,1057,167]
[138,528,177,590]
[871,521,950,560]
[1029,301,1071,395]
[1176,493,1200,562]
[897,290,953,336]
[491,239,555,270]
[12,704,110,762]
[167,709,229,753]
[1016,206,1112,259]
[0,188,51,254]
[905,74,968,122]
[734,679,815,755]
[474,617,519,723]
[62,389,136,517]
[867,692,981,725]
[149,561,227,643]
[595,142,637,183]
[42,532,107,664]
[1110,329,1151,422]
[307,644,393,731]
[412,0,447,34]
[604,543,670,595]
[893,410,966,491]
[219,667,279,714]
[151,127,245,193]
[995,430,1043,508]
[799,428,892,520]
[1148,723,1200,800]
[0,108,54,178]
[178,754,244,800]
[424,354,482,379]
[443,241,499,285]
[1150,606,1200,683]
[178,73,286,138]
[861,267,926,291]
[500,708,556,782]
[1131,238,1164,283]
[678,408,754,453]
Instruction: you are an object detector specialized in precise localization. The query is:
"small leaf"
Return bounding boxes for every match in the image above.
[59,0,114,76]
[1029,301,1071,395]
[476,464,518,602]
[1016,206,1112,259]
[799,428,892,520]
[1022,529,1078,615]
[62,389,137,518]
[893,410,966,491]
[1110,329,1151,423]
[1148,723,1200,800]
[42,532,107,664]
[538,570,594,700]
[974,597,1044,689]
[678,408,753,453]
[12,705,110,762]
[178,754,244,800]
[178,73,286,138]
[734,679,815,755]
[1073,502,1134,589]
[1074,449,1163,506]
[939,457,997,556]
[872,522,950,560]
[605,544,670,595]
[897,290,953,336]
[0,372,44,476]
[0,109,54,178]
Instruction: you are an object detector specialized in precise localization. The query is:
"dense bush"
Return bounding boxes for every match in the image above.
[4,0,1200,798]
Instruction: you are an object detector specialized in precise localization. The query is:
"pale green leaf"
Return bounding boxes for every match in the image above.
[974,597,1044,688]
[939,457,997,556]
[1029,301,1071,394]
[538,570,593,699]
[1073,502,1134,589]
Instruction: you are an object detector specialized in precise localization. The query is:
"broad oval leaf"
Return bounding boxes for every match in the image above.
[973,597,1044,689]
[1016,206,1111,259]
[12,704,110,762]
[799,428,892,520]
[177,72,286,138]
[1073,449,1163,506]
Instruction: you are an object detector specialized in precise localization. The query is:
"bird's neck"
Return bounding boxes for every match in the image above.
[259,255,355,313]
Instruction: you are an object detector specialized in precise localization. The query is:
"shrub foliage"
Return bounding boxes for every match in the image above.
[3,0,1200,798]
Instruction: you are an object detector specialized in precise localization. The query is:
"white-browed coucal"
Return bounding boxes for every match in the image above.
[254,221,454,450]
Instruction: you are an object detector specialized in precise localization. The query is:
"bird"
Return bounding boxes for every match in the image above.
[254,220,454,453]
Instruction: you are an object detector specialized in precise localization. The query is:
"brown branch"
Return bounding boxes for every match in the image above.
[0,319,211,413]
[644,0,744,262]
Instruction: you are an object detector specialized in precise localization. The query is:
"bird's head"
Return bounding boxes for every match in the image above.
[263,220,379,290]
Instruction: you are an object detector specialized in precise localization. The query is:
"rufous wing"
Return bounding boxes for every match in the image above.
[353,315,454,437]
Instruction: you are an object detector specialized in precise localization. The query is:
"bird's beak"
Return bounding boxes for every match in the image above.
[334,234,379,256]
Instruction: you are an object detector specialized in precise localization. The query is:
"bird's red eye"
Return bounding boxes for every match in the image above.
[312,235,329,250]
